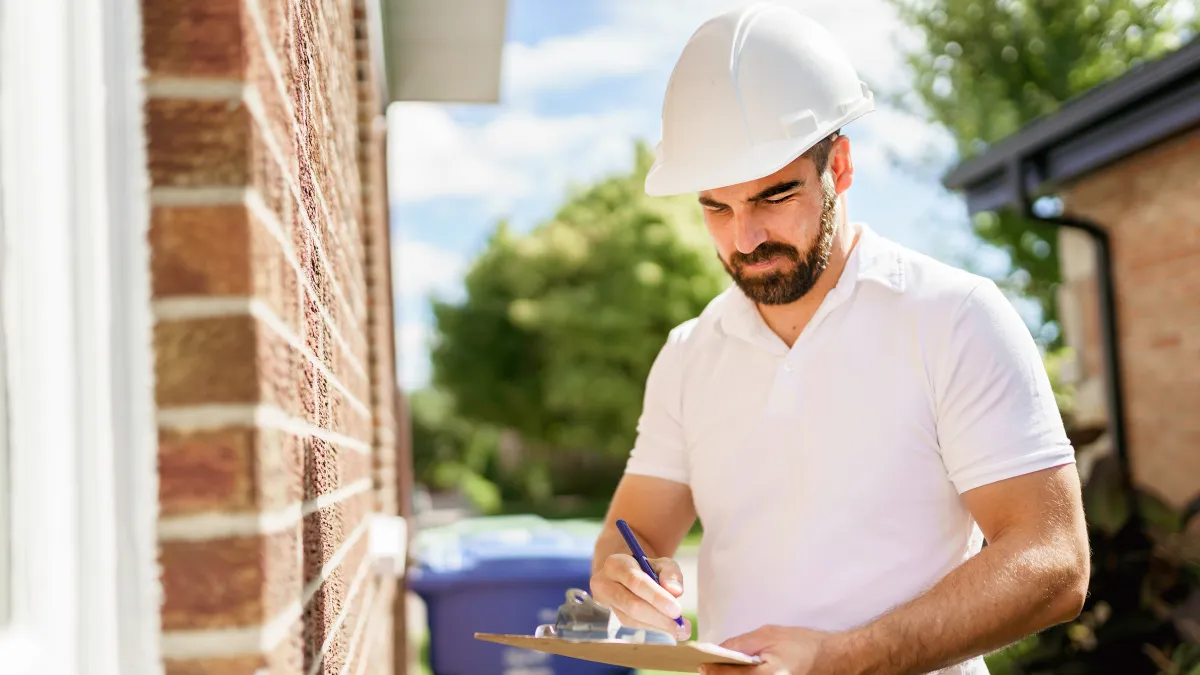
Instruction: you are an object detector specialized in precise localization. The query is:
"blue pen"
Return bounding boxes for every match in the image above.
[615,518,686,628]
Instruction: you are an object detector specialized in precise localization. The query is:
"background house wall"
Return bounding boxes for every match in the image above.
[142,0,400,672]
[1059,127,1200,510]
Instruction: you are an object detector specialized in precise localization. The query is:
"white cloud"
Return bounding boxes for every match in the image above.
[503,27,665,99]
[396,322,433,391]
[503,0,915,102]
[386,105,524,203]
[391,238,467,303]
[387,104,646,209]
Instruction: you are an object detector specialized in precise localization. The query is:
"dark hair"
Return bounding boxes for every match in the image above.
[803,130,841,174]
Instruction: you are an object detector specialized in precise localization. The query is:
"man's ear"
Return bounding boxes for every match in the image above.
[828,134,854,195]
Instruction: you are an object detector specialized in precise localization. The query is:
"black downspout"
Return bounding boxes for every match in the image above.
[1020,204,1143,528]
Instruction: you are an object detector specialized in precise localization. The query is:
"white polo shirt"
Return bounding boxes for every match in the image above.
[625,224,1074,674]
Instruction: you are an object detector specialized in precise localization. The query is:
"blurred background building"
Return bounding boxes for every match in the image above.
[946,39,1200,515]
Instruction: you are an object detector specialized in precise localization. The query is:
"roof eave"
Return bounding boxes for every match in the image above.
[942,39,1200,214]
[378,0,509,105]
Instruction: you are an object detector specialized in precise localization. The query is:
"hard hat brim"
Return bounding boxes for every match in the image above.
[644,98,874,197]
[644,134,815,197]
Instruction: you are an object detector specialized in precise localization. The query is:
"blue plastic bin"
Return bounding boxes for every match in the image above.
[410,516,633,675]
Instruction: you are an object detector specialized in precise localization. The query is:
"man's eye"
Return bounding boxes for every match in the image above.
[764,195,791,204]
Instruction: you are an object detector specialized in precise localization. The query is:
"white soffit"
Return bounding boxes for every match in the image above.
[381,0,509,104]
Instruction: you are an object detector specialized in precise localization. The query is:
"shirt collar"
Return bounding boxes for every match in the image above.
[717,223,906,345]
[853,223,906,293]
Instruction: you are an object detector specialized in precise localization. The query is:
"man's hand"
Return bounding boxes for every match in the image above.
[590,553,693,640]
[699,625,832,675]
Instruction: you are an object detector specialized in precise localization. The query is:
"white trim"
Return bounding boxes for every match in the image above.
[98,0,163,662]
[362,0,390,108]
[0,0,161,672]
[2,1,88,672]
[69,0,123,669]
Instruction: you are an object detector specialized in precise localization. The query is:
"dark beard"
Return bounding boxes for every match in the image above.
[721,185,838,305]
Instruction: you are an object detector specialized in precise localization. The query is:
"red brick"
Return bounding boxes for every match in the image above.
[303,531,371,669]
[302,436,368,501]
[259,428,308,510]
[302,492,372,586]
[151,206,253,297]
[164,656,262,675]
[248,209,304,336]
[147,0,401,664]
[155,316,258,406]
[147,99,251,188]
[142,0,243,78]
[1063,127,1200,509]
[160,528,300,630]
[159,427,256,516]
[255,318,309,422]
[164,615,305,675]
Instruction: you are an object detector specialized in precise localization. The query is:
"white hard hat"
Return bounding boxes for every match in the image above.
[644,3,875,196]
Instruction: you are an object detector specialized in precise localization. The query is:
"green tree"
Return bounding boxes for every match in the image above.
[891,0,1196,338]
[429,142,727,500]
[409,387,503,513]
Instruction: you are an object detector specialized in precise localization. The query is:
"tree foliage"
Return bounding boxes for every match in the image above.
[429,142,727,498]
[891,0,1197,335]
[409,387,503,513]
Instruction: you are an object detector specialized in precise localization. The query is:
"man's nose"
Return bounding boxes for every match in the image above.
[732,212,768,254]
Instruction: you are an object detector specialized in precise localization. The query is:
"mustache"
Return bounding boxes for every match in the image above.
[730,241,801,267]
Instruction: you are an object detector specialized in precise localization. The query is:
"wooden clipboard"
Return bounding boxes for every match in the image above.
[474,633,760,672]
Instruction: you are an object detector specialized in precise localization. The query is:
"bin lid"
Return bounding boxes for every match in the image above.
[410,516,601,589]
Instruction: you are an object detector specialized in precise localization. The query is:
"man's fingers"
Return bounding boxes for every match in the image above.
[700,665,766,675]
[592,577,680,635]
[720,625,777,656]
[651,557,685,597]
[679,615,694,640]
[604,554,683,619]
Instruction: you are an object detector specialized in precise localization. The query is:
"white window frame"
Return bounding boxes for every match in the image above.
[0,0,161,673]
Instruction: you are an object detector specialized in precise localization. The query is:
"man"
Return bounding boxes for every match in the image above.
[589,4,1090,674]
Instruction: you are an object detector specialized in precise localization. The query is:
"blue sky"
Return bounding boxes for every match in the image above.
[386,0,998,390]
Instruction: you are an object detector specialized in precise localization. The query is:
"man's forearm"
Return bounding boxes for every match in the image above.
[820,533,1088,674]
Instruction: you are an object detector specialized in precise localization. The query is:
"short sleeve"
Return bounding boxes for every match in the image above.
[935,281,1075,494]
[624,329,689,485]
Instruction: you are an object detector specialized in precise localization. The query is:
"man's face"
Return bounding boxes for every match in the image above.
[698,145,844,306]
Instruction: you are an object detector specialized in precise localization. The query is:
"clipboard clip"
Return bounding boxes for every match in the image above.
[534,589,677,645]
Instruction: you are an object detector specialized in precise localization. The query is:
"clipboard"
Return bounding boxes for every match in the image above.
[473,633,760,672]
[472,589,759,672]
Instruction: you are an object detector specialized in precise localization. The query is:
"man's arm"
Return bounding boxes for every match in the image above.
[590,474,697,639]
[824,464,1089,673]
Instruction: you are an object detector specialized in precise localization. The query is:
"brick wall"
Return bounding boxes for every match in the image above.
[1062,127,1200,509]
[143,0,401,673]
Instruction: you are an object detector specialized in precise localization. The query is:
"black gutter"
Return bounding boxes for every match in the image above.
[1014,163,1142,526]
